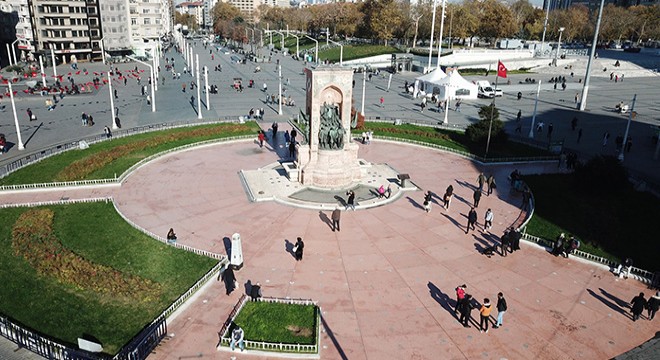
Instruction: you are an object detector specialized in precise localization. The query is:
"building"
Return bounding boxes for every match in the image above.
[203,0,219,30]
[175,1,204,27]
[100,0,131,54]
[27,0,103,64]
[1,0,35,63]
[126,0,172,55]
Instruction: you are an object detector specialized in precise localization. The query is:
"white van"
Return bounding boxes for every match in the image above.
[475,80,503,98]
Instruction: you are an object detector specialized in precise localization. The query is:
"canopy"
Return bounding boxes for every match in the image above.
[413,68,446,98]
[435,70,478,101]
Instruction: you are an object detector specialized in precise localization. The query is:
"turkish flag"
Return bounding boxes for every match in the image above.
[497,61,507,78]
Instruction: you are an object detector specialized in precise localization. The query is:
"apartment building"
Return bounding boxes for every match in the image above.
[175,1,204,26]
[99,0,130,54]
[1,0,35,62]
[126,0,172,55]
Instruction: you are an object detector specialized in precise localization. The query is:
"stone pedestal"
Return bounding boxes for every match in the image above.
[297,67,361,188]
[230,233,243,270]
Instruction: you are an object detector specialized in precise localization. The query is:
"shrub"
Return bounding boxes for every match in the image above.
[574,155,630,195]
[465,104,508,146]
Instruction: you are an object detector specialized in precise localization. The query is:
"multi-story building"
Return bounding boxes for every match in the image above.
[203,0,219,30]
[175,1,204,27]
[1,0,35,62]
[27,0,103,64]
[127,0,172,55]
[99,0,131,55]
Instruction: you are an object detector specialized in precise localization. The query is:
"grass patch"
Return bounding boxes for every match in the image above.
[233,301,317,345]
[362,122,552,159]
[524,174,658,270]
[0,122,260,185]
[272,35,316,52]
[319,45,399,63]
[0,202,218,354]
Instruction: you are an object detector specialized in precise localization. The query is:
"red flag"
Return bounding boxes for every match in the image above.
[497,61,507,78]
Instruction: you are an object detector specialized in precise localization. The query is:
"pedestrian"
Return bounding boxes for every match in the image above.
[250,282,262,301]
[553,233,565,256]
[602,131,610,147]
[521,187,531,210]
[571,117,578,131]
[124,77,127,86]
[221,266,236,295]
[494,293,507,328]
[345,190,356,211]
[537,121,544,133]
[577,128,583,143]
[257,130,265,148]
[141,85,145,96]
[479,298,492,333]
[146,95,151,105]
[288,140,296,158]
[459,294,474,328]
[103,126,112,139]
[647,292,660,321]
[476,172,486,192]
[331,207,341,232]
[284,130,290,146]
[182,83,186,92]
[484,208,493,230]
[272,122,278,139]
[81,112,87,126]
[379,96,384,107]
[615,257,634,279]
[466,208,477,234]
[114,89,118,99]
[547,123,554,140]
[454,284,467,313]
[378,185,386,198]
[473,189,481,208]
[423,191,432,213]
[27,108,32,122]
[230,325,245,351]
[166,228,177,242]
[516,110,521,122]
[443,185,453,210]
[454,99,462,112]
[386,184,392,198]
[500,228,511,256]
[294,237,304,261]
[630,292,646,321]
[575,93,579,104]
[486,175,496,196]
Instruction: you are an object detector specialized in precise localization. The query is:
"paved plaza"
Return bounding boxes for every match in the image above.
[0,45,659,360]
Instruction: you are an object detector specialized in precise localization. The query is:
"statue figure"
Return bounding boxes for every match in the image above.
[319,102,344,150]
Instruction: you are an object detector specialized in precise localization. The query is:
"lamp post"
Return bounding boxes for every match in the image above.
[8,82,25,150]
[108,71,117,129]
[204,66,209,110]
[127,56,155,112]
[289,33,300,59]
[278,65,283,115]
[273,30,285,51]
[436,0,446,68]
[540,0,552,56]
[361,70,366,116]
[50,47,57,77]
[428,0,437,70]
[529,80,542,138]
[327,39,343,66]
[579,0,606,111]
[5,44,12,66]
[196,54,201,119]
[303,35,318,64]
[553,27,565,67]
[11,39,19,65]
[39,56,46,87]
[443,95,450,125]
[152,43,158,91]
[100,37,106,65]
[618,94,636,161]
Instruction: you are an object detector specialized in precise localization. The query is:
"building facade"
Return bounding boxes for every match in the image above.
[100,0,130,53]
[175,1,204,26]
[1,0,35,62]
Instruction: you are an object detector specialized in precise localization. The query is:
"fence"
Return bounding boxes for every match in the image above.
[218,296,320,355]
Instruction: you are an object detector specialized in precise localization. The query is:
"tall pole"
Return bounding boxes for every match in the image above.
[529,80,542,138]
[11,39,18,65]
[443,96,449,124]
[436,0,446,68]
[428,0,437,70]
[51,47,57,77]
[8,82,25,150]
[553,27,565,67]
[196,54,202,119]
[100,37,106,65]
[39,56,46,87]
[579,0,606,111]
[485,75,499,157]
[5,44,12,66]
[361,70,366,115]
[278,65,283,115]
[204,66,209,110]
[153,45,158,91]
[618,95,636,161]
[540,0,551,56]
[108,71,117,129]
[149,63,155,113]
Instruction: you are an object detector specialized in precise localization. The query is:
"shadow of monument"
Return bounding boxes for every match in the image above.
[222,237,231,258]
[320,313,348,360]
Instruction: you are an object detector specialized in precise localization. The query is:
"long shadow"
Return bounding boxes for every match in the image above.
[334,195,347,207]
[320,313,348,360]
[222,237,231,258]
[319,211,333,230]
[23,122,43,147]
[284,239,296,260]
[455,179,477,192]
[428,282,458,319]
[406,196,425,210]
[588,288,632,320]
[599,287,632,310]
[441,213,464,231]
[453,194,471,207]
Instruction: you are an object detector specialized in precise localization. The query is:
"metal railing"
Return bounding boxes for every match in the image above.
[0,196,112,209]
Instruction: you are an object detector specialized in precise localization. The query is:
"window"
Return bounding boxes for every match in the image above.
[131,18,137,25]
[144,18,150,25]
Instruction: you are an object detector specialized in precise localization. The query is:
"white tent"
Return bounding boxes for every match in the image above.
[436,70,478,101]
[413,68,446,98]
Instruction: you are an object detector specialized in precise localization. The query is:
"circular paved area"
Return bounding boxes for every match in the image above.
[104,139,656,360]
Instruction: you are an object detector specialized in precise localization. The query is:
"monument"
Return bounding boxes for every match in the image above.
[296,67,362,188]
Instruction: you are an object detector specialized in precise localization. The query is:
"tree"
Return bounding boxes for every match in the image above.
[465,104,507,146]
[361,0,405,45]
[452,1,480,46]
[175,11,199,31]
[599,4,634,42]
[476,0,517,43]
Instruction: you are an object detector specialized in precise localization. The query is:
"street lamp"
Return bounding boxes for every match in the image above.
[100,37,106,65]
[361,70,366,116]
[529,80,542,138]
[618,95,636,161]
[39,56,46,87]
[204,66,209,110]
[273,30,285,52]
[127,55,155,112]
[51,46,57,77]
[436,0,446,68]
[5,44,12,66]
[327,39,343,66]
[196,54,201,119]
[108,71,117,129]
[553,27,565,67]
[579,0,606,111]
[11,39,19,65]
[428,0,437,70]
[278,64,283,115]
[303,35,318,64]
[7,82,25,150]
[289,33,300,59]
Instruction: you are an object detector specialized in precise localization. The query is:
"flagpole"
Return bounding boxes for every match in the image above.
[485,61,500,157]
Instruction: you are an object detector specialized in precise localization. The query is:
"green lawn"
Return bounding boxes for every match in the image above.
[234,302,317,345]
[0,122,260,186]
[319,45,399,63]
[363,122,552,159]
[0,202,218,354]
[524,174,658,270]
[271,34,316,52]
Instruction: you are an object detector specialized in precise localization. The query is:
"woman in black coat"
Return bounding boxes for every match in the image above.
[294,237,304,261]
[630,292,646,321]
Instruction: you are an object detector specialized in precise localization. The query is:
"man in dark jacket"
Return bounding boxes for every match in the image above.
[294,237,305,261]
[494,292,507,328]
[630,292,647,321]
[473,189,482,208]
[221,266,236,296]
[250,282,262,301]
[459,294,474,328]
[466,208,478,234]
[331,207,341,232]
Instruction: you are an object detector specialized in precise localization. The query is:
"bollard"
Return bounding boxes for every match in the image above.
[231,233,244,270]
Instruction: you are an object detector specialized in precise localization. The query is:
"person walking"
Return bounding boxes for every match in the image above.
[81,112,88,126]
[423,191,433,213]
[484,208,494,230]
[547,123,554,140]
[27,108,33,122]
[257,130,265,148]
[616,257,634,279]
[284,130,290,146]
[630,292,647,321]
[473,189,482,208]
[553,233,566,256]
[221,266,236,295]
[288,140,296,158]
[443,185,453,210]
[379,96,384,107]
[486,175,496,196]
[466,208,478,234]
[454,284,467,313]
[459,294,474,328]
[331,207,341,232]
[103,126,112,139]
[250,282,262,301]
[454,99,462,112]
[647,292,660,321]
[114,89,118,99]
[516,110,521,122]
[476,173,486,192]
[479,298,492,333]
[294,237,305,261]
[494,292,507,328]
[345,190,356,211]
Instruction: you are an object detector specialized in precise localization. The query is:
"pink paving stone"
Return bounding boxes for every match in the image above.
[1,140,656,360]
